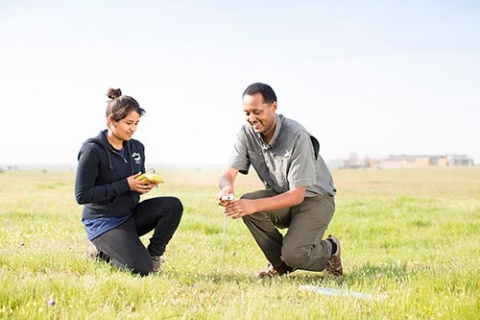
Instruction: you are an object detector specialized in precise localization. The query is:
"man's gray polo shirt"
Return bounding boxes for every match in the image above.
[228,114,336,197]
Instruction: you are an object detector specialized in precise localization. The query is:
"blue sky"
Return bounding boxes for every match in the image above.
[1,1,479,166]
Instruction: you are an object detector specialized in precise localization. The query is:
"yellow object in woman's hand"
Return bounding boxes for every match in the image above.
[136,173,165,184]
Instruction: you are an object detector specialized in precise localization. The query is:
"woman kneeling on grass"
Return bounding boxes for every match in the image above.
[75,88,183,276]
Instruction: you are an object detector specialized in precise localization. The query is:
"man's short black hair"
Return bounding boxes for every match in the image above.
[243,82,277,103]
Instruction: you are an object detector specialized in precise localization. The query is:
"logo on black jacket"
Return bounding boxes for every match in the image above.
[132,152,142,164]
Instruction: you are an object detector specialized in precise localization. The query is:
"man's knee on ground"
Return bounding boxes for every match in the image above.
[281,245,311,270]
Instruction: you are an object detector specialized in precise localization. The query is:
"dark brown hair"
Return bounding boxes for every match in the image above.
[105,88,145,121]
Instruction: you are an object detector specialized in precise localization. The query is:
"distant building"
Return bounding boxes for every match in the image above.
[329,153,474,169]
[328,159,346,170]
[381,154,473,168]
[380,154,449,169]
[447,154,474,166]
[329,153,363,169]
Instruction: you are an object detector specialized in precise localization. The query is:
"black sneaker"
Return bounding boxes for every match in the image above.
[86,240,98,260]
[151,256,164,273]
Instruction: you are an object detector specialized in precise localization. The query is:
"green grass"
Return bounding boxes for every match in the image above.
[1,167,479,319]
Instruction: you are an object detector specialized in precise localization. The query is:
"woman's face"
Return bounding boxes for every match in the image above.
[109,110,140,141]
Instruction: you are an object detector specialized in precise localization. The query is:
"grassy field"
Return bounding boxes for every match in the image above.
[1,167,479,319]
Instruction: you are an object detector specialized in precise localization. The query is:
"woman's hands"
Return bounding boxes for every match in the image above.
[128,172,157,194]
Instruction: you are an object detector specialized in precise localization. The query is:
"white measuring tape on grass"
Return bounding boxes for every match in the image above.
[301,285,387,300]
[220,194,234,281]
[222,215,227,281]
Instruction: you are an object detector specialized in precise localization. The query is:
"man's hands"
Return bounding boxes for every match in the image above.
[216,191,256,220]
[216,190,241,219]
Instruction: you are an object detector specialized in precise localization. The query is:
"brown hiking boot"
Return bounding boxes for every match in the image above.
[254,263,296,278]
[325,235,343,276]
[254,264,279,278]
[151,256,164,273]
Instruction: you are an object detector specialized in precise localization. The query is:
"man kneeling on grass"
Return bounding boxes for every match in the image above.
[216,82,342,278]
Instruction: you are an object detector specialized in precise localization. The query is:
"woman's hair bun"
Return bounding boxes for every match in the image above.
[106,88,122,99]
